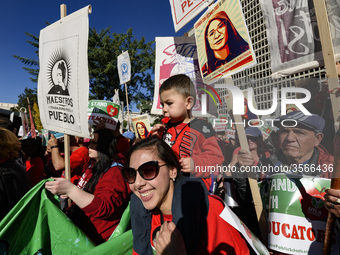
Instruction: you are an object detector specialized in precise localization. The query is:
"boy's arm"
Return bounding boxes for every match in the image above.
[149,124,165,137]
[190,136,224,178]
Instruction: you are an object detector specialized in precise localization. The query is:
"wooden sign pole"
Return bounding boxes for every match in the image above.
[233,114,268,246]
[122,51,131,130]
[312,0,340,254]
[125,82,130,130]
[226,83,268,245]
[60,4,71,207]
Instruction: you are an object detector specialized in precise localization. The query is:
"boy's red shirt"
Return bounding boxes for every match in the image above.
[161,118,224,190]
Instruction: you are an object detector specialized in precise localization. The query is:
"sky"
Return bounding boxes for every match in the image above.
[0,0,199,107]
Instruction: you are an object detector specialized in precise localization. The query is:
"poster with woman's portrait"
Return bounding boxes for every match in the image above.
[131,114,151,139]
[194,0,256,84]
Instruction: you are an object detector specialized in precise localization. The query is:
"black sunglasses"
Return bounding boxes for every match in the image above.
[122,160,167,184]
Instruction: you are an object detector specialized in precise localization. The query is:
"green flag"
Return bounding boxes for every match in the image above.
[0,179,133,254]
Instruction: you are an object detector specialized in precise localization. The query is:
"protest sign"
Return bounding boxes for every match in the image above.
[266,174,340,254]
[169,0,210,32]
[226,121,236,139]
[194,0,256,84]
[131,114,151,139]
[37,5,91,138]
[88,100,120,130]
[117,51,131,84]
[19,110,29,136]
[151,37,219,117]
[219,202,269,255]
[210,114,228,132]
[259,0,340,78]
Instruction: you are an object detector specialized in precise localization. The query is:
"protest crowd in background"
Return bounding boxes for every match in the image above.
[1,71,340,254]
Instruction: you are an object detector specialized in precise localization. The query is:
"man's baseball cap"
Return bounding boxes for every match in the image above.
[123,131,135,140]
[276,111,325,133]
[245,127,262,137]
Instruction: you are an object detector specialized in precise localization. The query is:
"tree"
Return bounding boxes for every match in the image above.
[33,102,43,131]
[13,33,39,83]
[10,87,38,113]
[88,27,155,107]
[137,99,162,126]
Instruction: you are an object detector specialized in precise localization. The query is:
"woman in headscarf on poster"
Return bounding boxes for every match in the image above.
[202,11,250,77]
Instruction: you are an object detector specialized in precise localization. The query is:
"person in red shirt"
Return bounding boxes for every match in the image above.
[21,137,46,186]
[123,136,250,255]
[151,74,224,191]
[45,129,130,245]
[48,135,90,185]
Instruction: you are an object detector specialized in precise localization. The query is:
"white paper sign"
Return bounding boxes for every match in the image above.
[169,0,210,32]
[37,6,91,138]
[117,51,131,84]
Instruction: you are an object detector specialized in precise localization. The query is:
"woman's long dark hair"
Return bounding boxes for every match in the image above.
[125,136,181,180]
[84,129,119,193]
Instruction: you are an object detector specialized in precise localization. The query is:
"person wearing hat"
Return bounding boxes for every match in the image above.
[258,111,333,178]
[230,126,271,171]
[122,131,136,146]
[253,112,334,255]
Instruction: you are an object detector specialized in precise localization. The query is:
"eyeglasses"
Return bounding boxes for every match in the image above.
[122,160,167,184]
[207,21,226,40]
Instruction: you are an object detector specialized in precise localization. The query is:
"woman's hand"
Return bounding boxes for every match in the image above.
[45,178,95,208]
[45,178,74,196]
[154,221,187,255]
[324,189,340,217]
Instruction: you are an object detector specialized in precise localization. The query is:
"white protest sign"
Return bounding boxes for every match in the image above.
[169,0,210,32]
[38,6,91,138]
[117,51,131,84]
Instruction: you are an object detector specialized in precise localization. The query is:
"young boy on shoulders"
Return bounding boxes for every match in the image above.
[151,74,224,191]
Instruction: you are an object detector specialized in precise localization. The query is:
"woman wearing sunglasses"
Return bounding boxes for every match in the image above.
[45,129,130,245]
[123,136,249,255]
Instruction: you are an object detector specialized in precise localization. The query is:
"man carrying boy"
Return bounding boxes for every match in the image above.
[151,74,224,191]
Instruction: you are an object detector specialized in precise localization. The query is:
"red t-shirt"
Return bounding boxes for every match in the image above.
[133,195,249,255]
[26,157,45,186]
[62,146,90,185]
[76,162,130,242]
[115,135,130,157]
[162,118,224,191]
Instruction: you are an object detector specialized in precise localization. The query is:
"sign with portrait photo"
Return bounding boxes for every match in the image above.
[194,0,256,84]
[151,37,219,118]
[131,114,151,139]
[38,6,91,138]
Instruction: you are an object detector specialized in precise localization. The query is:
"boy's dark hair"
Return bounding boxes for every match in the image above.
[159,74,196,106]
[0,117,14,132]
